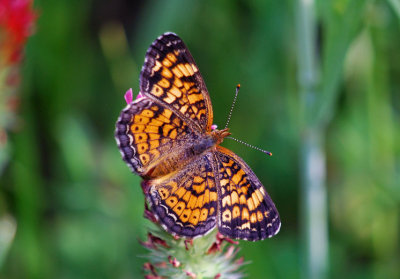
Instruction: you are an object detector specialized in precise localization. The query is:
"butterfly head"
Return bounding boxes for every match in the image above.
[210,128,231,146]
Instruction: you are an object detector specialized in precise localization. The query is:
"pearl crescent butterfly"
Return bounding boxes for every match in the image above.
[115,32,281,240]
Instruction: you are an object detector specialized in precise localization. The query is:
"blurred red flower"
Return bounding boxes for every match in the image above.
[0,0,37,65]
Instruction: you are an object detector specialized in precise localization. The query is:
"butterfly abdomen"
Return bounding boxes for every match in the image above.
[142,129,230,179]
[145,135,217,179]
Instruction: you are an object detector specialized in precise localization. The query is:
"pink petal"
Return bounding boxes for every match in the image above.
[124,88,133,104]
[136,92,145,100]
[211,124,218,130]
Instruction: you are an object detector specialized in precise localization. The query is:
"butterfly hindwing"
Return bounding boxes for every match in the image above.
[115,97,195,177]
[145,153,218,238]
[214,146,281,241]
[140,32,213,132]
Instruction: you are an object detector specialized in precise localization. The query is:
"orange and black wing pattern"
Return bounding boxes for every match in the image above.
[214,146,280,241]
[145,153,218,238]
[140,32,213,132]
[115,32,281,241]
[115,97,194,177]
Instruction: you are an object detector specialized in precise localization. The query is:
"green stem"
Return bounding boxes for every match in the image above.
[300,129,328,279]
[296,0,328,278]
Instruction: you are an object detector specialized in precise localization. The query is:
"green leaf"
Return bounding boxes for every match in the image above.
[387,0,400,20]
[317,0,369,126]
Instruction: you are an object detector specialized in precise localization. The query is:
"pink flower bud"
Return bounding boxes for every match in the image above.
[124,88,133,104]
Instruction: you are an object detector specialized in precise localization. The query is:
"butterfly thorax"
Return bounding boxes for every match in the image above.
[144,128,231,180]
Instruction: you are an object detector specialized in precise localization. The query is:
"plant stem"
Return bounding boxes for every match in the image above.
[296,0,328,278]
[300,129,328,279]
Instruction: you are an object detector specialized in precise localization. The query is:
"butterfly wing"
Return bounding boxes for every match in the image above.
[214,146,281,241]
[115,97,195,177]
[145,153,218,238]
[140,32,213,132]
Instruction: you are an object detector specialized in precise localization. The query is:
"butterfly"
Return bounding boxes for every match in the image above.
[115,32,280,241]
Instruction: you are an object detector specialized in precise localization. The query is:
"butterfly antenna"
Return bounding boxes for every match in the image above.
[226,136,273,156]
[224,84,241,129]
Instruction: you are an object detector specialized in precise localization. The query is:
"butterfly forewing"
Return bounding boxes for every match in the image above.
[214,146,281,241]
[140,32,213,132]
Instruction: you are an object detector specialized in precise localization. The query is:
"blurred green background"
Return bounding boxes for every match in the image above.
[1,0,399,278]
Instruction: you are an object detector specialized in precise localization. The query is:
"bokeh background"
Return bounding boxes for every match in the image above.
[1,0,399,278]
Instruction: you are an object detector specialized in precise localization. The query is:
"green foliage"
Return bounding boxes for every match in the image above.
[1,0,399,278]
